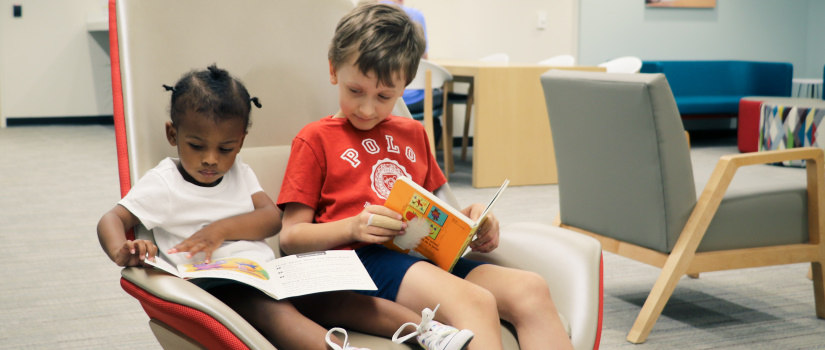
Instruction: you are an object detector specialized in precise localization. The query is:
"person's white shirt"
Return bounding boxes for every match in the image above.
[119,157,274,266]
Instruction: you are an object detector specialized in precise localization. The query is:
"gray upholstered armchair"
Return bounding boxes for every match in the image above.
[540,69,825,344]
[110,1,603,349]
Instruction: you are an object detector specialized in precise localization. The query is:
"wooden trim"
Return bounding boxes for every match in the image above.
[803,148,825,318]
[688,244,821,273]
[423,69,436,154]
[559,224,821,273]
[441,80,454,180]
[558,223,669,269]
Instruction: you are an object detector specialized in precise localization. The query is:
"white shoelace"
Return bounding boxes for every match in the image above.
[392,304,441,344]
[325,327,353,350]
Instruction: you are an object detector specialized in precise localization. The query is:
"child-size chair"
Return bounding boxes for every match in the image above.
[110,1,603,348]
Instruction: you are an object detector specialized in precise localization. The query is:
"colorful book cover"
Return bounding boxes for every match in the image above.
[382,177,508,271]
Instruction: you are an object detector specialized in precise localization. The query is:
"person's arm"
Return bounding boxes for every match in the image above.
[97,204,158,267]
[461,203,500,253]
[279,202,405,255]
[169,191,282,262]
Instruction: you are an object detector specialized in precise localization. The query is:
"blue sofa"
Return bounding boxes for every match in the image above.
[640,60,793,116]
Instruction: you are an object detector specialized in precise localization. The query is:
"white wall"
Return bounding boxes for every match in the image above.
[2,0,581,123]
[405,0,578,63]
[805,0,825,79]
[0,0,111,122]
[5,0,822,124]
[399,0,579,138]
[578,0,820,78]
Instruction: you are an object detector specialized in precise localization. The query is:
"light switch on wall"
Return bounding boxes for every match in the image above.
[537,11,547,30]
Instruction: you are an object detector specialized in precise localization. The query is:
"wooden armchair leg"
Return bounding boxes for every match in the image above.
[460,85,474,162]
[813,262,825,318]
[627,251,692,343]
[442,83,454,180]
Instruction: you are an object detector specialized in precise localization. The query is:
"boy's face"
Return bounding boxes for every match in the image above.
[329,57,407,131]
[165,111,246,186]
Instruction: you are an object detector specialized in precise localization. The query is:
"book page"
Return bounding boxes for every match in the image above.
[169,257,278,298]
[143,256,182,277]
[475,179,510,226]
[265,250,377,299]
[177,257,272,281]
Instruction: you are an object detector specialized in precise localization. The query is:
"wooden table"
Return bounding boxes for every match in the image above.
[433,59,603,187]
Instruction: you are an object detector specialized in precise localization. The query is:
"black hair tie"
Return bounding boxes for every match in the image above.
[250,97,262,108]
[162,84,176,92]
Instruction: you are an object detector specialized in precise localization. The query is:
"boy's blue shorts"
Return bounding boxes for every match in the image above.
[354,244,487,301]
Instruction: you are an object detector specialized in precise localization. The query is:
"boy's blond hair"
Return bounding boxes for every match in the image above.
[328,3,425,88]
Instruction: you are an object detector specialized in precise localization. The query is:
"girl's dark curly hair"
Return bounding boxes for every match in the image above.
[164,64,260,131]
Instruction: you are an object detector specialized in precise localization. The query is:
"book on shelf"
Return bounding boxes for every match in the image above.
[382,176,509,272]
[145,250,376,300]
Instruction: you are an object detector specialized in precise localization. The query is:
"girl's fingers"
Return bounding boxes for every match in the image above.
[170,241,189,254]
[169,240,198,257]
[185,242,205,258]
[136,242,148,261]
[147,243,158,261]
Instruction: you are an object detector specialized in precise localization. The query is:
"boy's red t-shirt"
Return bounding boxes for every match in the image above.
[277,115,446,248]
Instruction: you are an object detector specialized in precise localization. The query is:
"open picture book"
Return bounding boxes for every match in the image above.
[382,177,509,272]
[145,250,376,300]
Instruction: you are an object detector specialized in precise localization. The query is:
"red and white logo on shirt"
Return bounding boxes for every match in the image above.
[370,158,410,199]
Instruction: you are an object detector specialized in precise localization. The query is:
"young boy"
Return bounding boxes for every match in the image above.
[277,3,573,350]
[97,64,472,350]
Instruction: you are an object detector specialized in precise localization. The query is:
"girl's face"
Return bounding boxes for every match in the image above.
[329,57,407,130]
[165,111,246,186]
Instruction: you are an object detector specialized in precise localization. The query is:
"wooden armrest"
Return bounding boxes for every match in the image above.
[671,147,825,271]
[695,147,824,230]
[720,147,825,167]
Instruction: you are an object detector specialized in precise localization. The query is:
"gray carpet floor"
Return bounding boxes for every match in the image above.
[1,124,823,349]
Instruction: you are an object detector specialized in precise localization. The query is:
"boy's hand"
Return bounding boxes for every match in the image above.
[168,225,225,263]
[351,205,407,244]
[113,239,157,267]
[462,203,500,253]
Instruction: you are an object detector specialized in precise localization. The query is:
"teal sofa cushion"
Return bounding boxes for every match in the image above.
[640,60,793,115]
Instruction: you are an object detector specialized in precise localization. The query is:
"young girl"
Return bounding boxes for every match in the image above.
[96,64,472,350]
[277,4,573,350]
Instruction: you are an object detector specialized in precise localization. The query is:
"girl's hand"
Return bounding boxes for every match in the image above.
[168,225,225,263]
[350,205,406,244]
[113,239,158,267]
[462,203,500,253]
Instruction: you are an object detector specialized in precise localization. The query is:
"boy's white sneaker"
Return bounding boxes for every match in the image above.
[392,304,474,350]
[325,327,371,350]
